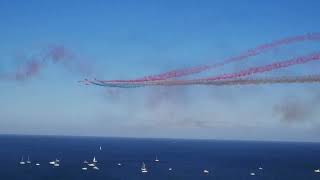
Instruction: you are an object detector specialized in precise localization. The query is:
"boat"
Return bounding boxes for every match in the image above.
[88,163,95,167]
[49,159,60,166]
[117,163,122,166]
[26,156,31,164]
[83,160,88,164]
[35,163,40,166]
[19,156,25,165]
[141,162,148,173]
[93,166,99,170]
[258,167,263,170]
[93,156,98,163]
[250,172,256,176]
[169,168,173,171]
[154,156,160,162]
[203,169,209,174]
[315,169,320,173]
[99,146,102,151]
[82,167,88,171]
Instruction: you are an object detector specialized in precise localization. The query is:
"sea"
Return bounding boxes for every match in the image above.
[0,135,319,180]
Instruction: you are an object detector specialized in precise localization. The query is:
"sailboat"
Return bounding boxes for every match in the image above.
[154,156,160,162]
[88,163,95,167]
[93,156,98,163]
[99,146,102,151]
[141,162,148,173]
[203,169,209,174]
[49,158,60,166]
[19,156,26,165]
[88,157,96,167]
[26,156,31,164]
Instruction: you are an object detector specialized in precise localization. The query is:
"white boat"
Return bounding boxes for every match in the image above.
[117,163,122,166]
[258,167,263,170]
[203,169,209,174]
[83,160,88,164]
[315,169,320,173]
[154,156,160,162]
[36,163,40,166]
[26,156,31,164]
[169,168,173,171]
[99,146,102,151]
[49,159,60,166]
[88,163,95,167]
[250,172,256,176]
[141,162,148,173]
[93,156,98,163]
[19,156,26,165]
[93,166,99,170]
[82,167,88,171]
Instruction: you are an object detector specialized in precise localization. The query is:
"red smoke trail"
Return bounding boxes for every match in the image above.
[1,45,91,81]
[201,52,320,81]
[45,45,74,63]
[92,53,320,88]
[103,32,320,83]
[147,74,320,86]
[15,60,42,81]
[94,75,320,87]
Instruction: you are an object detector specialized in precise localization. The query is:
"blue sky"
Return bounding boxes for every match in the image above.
[1,0,320,141]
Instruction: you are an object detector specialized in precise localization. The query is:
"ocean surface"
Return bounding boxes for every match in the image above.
[0,135,319,180]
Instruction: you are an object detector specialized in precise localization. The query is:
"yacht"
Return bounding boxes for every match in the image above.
[49,159,60,166]
[82,167,88,171]
[315,169,320,173]
[250,172,256,176]
[99,146,102,151]
[93,166,99,170]
[203,169,209,174]
[141,162,148,173]
[117,163,122,166]
[19,156,26,165]
[258,167,263,170]
[154,156,160,162]
[88,163,95,167]
[83,160,88,164]
[35,163,40,166]
[93,156,98,163]
[169,168,173,171]
[26,156,31,164]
